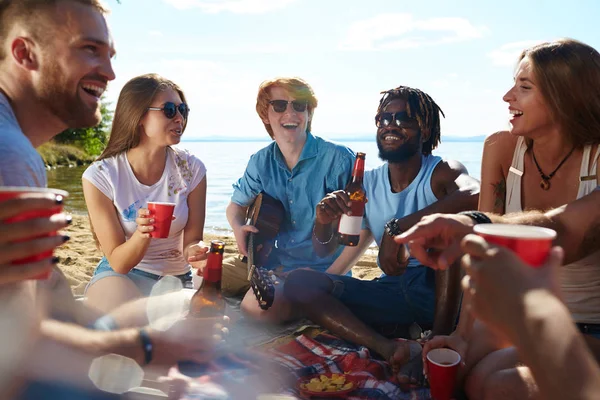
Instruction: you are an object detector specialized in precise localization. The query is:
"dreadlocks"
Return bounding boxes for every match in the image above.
[377,86,445,155]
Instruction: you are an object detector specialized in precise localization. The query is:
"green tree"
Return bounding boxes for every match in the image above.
[54,98,113,156]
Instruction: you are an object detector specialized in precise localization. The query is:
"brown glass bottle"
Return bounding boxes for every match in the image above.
[178,240,226,377]
[189,240,226,318]
[338,152,367,246]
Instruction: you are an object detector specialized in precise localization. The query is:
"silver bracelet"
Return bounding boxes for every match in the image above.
[313,225,335,245]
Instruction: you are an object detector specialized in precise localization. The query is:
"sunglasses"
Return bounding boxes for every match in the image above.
[375,111,418,129]
[147,102,190,120]
[268,100,308,113]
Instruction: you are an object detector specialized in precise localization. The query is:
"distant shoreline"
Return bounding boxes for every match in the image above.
[181,136,486,143]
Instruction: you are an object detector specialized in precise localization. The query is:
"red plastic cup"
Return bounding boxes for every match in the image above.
[427,348,461,400]
[0,187,69,280]
[147,202,175,239]
[473,224,557,268]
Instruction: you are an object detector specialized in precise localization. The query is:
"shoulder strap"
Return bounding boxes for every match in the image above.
[577,145,599,197]
[591,145,600,173]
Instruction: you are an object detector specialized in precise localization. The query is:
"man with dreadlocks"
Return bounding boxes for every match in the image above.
[284,85,480,387]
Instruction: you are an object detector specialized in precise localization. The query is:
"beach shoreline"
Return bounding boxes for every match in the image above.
[58,215,381,295]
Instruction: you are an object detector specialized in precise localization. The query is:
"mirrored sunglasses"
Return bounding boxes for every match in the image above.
[147,102,190,120]
[375,111,417,129]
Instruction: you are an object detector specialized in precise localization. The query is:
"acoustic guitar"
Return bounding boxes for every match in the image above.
[246,192,284,310]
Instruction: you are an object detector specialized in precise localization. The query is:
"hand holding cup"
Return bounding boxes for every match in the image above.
[461,233,564,344]
[135,208,155,239]
[147,202,176,239]
[0,187,71,282]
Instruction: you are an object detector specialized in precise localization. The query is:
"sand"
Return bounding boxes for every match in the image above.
[57,215,381,295]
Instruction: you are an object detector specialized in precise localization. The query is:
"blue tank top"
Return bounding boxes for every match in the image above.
[363,154,442,268]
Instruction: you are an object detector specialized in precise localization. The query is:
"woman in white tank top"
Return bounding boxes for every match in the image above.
[438,39,600,400]
[82,74,208,313]
[477,39,600,333]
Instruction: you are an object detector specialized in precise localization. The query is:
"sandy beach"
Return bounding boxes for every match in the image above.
[57,215,381,295]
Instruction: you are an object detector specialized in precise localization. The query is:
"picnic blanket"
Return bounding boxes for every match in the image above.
[268,333,432,399]
[176,333,432,399]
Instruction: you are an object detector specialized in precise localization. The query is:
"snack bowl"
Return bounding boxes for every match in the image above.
[297,372,359,398]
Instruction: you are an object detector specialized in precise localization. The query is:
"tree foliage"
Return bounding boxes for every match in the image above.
[54,98,113,156]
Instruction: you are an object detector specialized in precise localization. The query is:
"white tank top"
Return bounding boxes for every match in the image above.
[505,136,599,213]
[505,136,600,323]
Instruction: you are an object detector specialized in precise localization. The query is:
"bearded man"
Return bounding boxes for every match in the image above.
[283,86,480,387]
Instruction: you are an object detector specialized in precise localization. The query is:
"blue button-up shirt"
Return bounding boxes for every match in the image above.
[231,133,355,272]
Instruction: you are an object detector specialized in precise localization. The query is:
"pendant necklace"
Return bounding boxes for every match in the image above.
[531,146,576,190]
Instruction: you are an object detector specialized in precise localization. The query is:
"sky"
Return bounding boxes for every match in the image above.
[103,0,600,139]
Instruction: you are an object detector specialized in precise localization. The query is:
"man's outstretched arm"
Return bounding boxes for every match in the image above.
[396,189,600,269]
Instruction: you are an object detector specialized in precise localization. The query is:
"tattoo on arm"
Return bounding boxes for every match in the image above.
[492,180,506,212]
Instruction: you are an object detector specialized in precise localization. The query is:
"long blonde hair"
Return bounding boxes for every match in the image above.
[97,73,188,160]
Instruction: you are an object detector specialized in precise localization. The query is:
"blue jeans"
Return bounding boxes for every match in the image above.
[85,257,193,296]
[326,267,435,328]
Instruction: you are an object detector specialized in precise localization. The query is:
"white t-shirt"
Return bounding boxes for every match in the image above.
[0,92,47,187]
[83,147,206,276]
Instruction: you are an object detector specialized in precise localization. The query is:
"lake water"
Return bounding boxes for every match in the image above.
[47,140,484,234]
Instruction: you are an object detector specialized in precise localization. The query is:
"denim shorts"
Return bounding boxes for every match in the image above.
[326,266,435,328]
[85,257,193,297]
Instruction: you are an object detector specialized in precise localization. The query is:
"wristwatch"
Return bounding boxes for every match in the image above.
[458,211,492,225]
[384,218,402,237]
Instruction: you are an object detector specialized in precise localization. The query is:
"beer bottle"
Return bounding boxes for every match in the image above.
[189,240,226,317]
[338,152,367,246]
[178,240,226,377]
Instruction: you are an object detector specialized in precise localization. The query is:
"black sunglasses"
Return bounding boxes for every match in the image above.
[147,102,190,120]
[268,100,308,113]
[375,111,418,129]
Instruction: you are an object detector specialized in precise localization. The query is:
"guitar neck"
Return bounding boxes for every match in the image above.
[247,232,255,281]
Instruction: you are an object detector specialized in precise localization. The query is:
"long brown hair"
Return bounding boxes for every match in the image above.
[255,77,318,139]
[519,38,600,148]
[97,73,188,160]
[91,74,187,251]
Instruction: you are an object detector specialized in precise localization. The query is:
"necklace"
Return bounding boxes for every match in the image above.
[531,146,576,190]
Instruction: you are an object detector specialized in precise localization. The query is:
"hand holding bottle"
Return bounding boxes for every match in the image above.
[187,240,210,271]
[316,190,352,225]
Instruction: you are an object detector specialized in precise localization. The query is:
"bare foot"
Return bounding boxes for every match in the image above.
[384,339,424,391]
